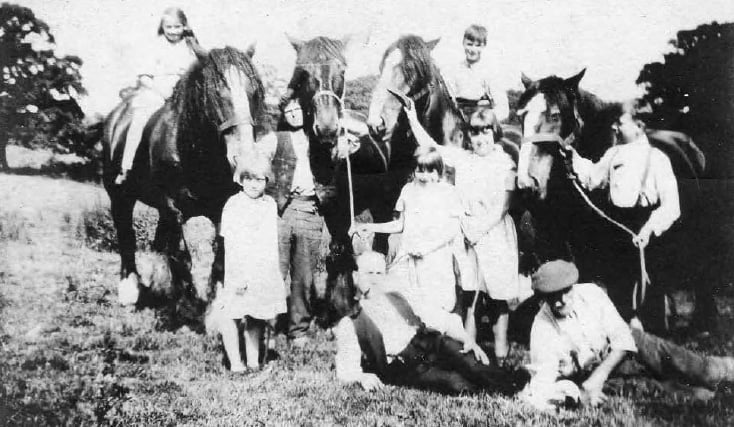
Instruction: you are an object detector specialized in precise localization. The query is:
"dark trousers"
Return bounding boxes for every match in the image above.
[624,328,729,388]
[278,200,323,339]
[383,330,529,395]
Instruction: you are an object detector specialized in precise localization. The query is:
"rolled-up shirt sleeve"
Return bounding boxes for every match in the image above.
[334,317,364,384]
[572,148,614,191]
[645,151,680,236]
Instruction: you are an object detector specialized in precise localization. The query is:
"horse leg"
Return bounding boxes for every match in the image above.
[110,192,139,305]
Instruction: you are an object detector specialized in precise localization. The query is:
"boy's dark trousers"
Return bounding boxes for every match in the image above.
[383,329,528,395]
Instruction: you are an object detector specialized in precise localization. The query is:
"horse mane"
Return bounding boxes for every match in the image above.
[296,36,347,66]
[171,46,267,150]
[382,35,463,145]
[320,241,358,328]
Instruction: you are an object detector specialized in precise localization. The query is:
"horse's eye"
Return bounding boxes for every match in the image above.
[550,112,562,122]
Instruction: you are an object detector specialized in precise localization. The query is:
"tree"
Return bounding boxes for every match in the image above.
[0,2,88,170]
[636,21,734,179]
[344,75,378,118]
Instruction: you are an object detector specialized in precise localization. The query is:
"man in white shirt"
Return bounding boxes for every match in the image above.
[334,251,528,394]
[443,25,510,123]
[569,106,680,334]
[523,260,734,410]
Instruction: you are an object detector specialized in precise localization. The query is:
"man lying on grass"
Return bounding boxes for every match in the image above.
[334,251,528,394]
[522,260,734,410]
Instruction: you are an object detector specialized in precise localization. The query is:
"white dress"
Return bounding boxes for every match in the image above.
[220,193,288,320]
[445,145,520,300]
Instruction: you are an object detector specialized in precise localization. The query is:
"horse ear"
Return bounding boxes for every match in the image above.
[245,41,256,58]
[521,73,534,89]
[565,69,586,90]
[286,33,304,53]
[426,38,441,51]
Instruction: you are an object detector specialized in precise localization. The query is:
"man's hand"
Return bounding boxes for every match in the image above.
[334,134,361,159]
[581,378,607,407]
[358,373,384,391]
[633,227,652,248]
[461,341,490,365]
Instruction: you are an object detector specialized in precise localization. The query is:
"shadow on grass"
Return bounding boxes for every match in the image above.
[5,160,101,184]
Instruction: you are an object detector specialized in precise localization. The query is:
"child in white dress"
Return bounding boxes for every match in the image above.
[404,102,519,360]
[219,157,287,372]
[352,146,463,313]
[115,7,205,184]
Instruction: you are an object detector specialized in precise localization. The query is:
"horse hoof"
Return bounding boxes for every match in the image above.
[118,274,140,306]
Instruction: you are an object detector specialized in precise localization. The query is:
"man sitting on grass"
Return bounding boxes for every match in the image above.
[334,251,528,394]
[522,260,734,410]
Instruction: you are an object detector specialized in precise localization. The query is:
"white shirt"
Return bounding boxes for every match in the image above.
[524,283,637,403]
[290,130,316,196]
[443,58,510,122]
[572,135,681,236]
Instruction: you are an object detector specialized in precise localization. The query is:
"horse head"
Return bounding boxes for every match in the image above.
[368,35,461,147]
[286,35,350,144]
[515,69,590,199]
[172,45,265,176]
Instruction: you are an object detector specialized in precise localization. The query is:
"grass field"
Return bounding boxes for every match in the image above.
[2,148,734,426]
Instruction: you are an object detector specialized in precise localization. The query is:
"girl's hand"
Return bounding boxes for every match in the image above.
[349,222,371,238]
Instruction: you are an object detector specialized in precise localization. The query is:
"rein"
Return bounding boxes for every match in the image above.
[533,130,651,312]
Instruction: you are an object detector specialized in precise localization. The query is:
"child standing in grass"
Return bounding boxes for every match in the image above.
[219,157,287,372]
[352,146,463,313]
[403,101,519,361]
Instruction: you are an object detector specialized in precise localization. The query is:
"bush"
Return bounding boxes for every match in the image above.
[78,203,158,252]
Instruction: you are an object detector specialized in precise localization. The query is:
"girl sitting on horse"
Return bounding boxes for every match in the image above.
[403,99,519,361]
[351,147,464,315]
[217,157,287,372]
[115,7,206,185]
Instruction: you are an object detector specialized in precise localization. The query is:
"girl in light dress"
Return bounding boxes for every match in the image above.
[115,7,206,184]
[404,102,519,360]
[219,157,287,372]
[352,146,464,313]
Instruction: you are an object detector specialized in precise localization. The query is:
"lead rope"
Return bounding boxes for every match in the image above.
[558,147,651,312]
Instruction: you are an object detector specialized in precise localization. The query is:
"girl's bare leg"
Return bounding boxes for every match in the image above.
[221,319,246,372]
[244,318,264,369]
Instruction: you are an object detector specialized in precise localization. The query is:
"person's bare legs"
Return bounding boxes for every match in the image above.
[244,318,264,369]
[221,318,246,372]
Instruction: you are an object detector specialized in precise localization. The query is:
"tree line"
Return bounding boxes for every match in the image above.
[1,3,732,181]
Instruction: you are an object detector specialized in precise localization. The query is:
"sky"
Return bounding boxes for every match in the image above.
[16,0,734,116]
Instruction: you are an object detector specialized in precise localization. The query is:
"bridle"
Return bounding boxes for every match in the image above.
[296,61,347,137]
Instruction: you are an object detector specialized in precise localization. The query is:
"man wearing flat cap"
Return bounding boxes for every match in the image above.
[522,260,734,409]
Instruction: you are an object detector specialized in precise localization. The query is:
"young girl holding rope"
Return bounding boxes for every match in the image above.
[400,98,519,361]
[351,145,463,314]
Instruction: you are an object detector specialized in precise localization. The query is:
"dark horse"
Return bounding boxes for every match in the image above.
[515,69,715,333]
[103,46,267,310]
[283,35,424,254]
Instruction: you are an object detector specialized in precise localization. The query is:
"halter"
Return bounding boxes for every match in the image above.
[295,61,347,109]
